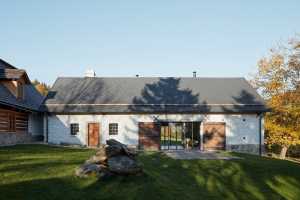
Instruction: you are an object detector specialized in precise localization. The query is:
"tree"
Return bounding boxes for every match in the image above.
[251,37,300,159]
[32,79,50,96]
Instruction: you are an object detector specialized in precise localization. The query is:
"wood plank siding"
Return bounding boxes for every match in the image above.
[203,122,226,150]
[0,108,28,133]
[138,122,161,151]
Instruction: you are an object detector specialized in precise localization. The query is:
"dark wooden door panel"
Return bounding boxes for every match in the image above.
[88,123,100,147]
[139,122,161,151]
[203,122,226,150]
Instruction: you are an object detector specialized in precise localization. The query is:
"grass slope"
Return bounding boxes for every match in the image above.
[0,145,300,200]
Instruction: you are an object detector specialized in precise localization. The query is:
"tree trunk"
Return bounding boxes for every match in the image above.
[279,146,288,159]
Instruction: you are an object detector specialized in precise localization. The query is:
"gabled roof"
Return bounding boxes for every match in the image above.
[0,58,17,69]
[43,77,268,113]
[0,59,43,112]
[0,84,44,112]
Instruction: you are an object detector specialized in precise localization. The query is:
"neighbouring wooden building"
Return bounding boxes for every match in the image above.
[0,59,44,145]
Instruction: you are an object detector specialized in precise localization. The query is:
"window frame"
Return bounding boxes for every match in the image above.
[8,113,16,132]
[17,82,24,99]
[109,123,118,135]
[70,123,79,136]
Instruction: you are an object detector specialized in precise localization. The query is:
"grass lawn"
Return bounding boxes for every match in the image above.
[1,145,300,200]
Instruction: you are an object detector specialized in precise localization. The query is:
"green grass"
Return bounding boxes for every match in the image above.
[1,145,300,200]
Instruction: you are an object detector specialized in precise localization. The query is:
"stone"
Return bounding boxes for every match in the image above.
[106,139,125,147]
[107,155,142,175]
[76,139,142,179]
[75,163,102,177]
[106,139,137,157]
[85,149,107,164]
[123,147,138,157]
[92,154,107,164]
[97,168,114,180]
[105,145,123,157]
[95,148,107,157]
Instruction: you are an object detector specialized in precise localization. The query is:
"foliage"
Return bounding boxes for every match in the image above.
[1,145,300,200]
[32,79,51,96]
[251,36,300,159]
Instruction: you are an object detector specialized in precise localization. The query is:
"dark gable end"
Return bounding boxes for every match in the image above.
[0,59,44,112]
[43,77,269,114]
[0,69,31,83]
[0,58,17,69]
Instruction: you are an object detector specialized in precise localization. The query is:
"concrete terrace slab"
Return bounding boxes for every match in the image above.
[164,151,241,160]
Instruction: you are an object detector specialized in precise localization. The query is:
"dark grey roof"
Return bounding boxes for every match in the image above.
[0,59,17,69]
[43,77,268,113]
[0,84,44,112]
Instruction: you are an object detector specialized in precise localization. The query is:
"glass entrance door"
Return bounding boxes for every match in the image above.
[160,122,200,150]
[161,123,184,150]
[183,122,201,150]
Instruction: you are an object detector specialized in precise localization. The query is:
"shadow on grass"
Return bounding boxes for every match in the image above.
[1,146,300,200]
[0,144,92,155]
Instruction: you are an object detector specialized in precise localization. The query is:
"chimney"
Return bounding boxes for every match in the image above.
[85,69,96,77]
[193,71,197,78]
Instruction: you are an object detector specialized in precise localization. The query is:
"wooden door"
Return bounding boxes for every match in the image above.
[139,122,161,151]
[88,123,100,147]
[203,122,226,151]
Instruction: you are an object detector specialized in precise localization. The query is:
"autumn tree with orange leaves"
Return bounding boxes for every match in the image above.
[251,37,300,159]
[32,79,50,96]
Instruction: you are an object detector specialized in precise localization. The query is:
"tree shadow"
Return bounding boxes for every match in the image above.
[219,90,269,154]
[120,77,210,147]
[1,150,300,200]
[221,90,269,113]
[128,77,209,113]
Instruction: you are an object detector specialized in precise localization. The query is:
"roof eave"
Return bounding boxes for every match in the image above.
[0,100,40,113]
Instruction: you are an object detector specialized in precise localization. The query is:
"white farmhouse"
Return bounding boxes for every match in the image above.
[42,77,269,154]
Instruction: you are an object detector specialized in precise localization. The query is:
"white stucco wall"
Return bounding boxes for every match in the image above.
[47,113,263,149]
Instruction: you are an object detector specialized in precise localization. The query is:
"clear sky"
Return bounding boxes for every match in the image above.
[0,1,299,85]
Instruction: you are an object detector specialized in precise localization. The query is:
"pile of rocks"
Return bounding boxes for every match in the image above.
[75,139,142,179]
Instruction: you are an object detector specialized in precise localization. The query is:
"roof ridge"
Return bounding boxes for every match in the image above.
[55,76,245,79]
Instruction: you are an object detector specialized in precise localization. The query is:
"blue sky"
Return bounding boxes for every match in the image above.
[0,1,299,84]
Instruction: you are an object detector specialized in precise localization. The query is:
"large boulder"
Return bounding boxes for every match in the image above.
[85,148,108,164]
[123,147,138,157]
[75,163,102,178]
[105,144,123,157]
[106,139,125,147]
[76,139,142,179]
[106,139,137,157]
[107,155,142,175]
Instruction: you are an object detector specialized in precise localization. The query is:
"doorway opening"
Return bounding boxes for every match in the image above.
[88,123,100,147]
[160,122,201,150]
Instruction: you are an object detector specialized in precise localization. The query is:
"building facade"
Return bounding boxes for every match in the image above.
[0,59,44,145]
[43,77,268,154]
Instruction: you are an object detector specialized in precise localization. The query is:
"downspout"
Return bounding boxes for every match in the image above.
[258,113,263,156]
[44,112,49,143]
[46,113,49,143]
